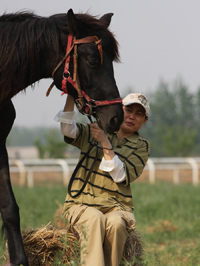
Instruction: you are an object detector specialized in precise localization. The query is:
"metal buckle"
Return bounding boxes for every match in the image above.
[75,99,82,110]
[63,71,70,78]
[83,104,93,116]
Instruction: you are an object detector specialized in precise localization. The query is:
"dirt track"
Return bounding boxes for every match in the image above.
[10,168,200,186]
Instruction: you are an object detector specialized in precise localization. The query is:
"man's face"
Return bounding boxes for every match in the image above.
[120,103,148,134]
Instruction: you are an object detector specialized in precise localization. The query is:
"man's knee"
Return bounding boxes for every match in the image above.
[106,212,126,231]
[66,205,106,227]
[78,207,106,243]
[86,207,106,228]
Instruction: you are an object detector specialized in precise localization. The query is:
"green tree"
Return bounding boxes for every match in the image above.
[34,129,67,158]
[7,126,49,146]
[140,78,198,157]
[160,125,196,156]
[192,87,200,155]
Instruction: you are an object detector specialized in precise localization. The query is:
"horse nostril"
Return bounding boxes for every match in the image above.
[110,116,120,131]
[111,116,118,125]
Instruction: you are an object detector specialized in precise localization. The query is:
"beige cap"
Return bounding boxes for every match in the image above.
[123,93,150,117]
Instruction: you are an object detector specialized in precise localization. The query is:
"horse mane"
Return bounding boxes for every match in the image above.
[0,11,119,103]
[78,13,120,62]
[0,11,63,101]
[50,12,120,62]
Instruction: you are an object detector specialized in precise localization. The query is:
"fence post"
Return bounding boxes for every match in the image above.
[11,159,26,186]
[56,159,70,186]
[185,158,199,185]
[27,171,34,188]
[173,169,180,184]
[146,159,155,184]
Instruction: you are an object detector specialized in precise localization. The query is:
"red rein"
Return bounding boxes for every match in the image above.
[61,34,103,95]
[61,34,75,94]
[55,33,122,115]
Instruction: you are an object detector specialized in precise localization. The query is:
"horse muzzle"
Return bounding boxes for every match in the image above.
[95,103,124,134]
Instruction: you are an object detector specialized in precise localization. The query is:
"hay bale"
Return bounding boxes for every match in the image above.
[20,225,143,266]
[5,223,144,266]
[122,230,144,265]
[5,203,144,265]
[21,224,79,266]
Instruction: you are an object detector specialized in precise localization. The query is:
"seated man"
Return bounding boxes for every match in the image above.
[54,93,150,266]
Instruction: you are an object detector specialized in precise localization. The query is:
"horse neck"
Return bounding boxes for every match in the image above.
[0,17,65,101]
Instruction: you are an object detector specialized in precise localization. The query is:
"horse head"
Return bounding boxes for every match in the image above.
[52,9,124,133]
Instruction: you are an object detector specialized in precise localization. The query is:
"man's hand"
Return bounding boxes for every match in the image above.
[89,123,112,149]
[89,123,115,160]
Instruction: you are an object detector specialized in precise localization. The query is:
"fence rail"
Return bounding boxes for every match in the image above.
[9,158,78,187]
[146,157,200,185]
[9,157,200,187]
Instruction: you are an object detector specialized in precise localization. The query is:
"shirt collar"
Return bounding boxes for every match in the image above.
[113,131,140,144]
[125,131,140,143]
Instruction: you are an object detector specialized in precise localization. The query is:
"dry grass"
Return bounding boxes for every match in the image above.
[4,205,144,265]
[5,224,144,266]
[21,225,76,265]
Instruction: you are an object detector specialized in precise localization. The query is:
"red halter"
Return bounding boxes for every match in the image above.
[47,34,122,116]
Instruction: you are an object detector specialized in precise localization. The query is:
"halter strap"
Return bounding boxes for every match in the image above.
[74,36,103,64]
[46,33,122,114]
[61,35,103,95]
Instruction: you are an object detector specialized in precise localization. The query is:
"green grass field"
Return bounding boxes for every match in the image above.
[0,182,200,265]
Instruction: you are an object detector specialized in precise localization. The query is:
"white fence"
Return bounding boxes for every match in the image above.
[9,158,78,187]
[146,157,200,185]
[9,157,200,187]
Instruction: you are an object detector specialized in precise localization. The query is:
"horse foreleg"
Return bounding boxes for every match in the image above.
[0,100,28,266]
[0,146,28,266]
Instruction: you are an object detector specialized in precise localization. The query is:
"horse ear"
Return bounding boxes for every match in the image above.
[67,9,79,37]
[99,13,114,28]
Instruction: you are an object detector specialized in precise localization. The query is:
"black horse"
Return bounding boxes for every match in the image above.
[0,9,124,266]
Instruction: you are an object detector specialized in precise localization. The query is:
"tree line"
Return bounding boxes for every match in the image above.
[138,78,200,157]
[7,78,200,158]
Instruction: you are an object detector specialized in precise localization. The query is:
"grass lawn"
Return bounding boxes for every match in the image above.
[132,182,200,265]
[0,182,200,265]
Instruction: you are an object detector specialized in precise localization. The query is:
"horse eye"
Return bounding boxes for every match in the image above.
[87,58,99,68]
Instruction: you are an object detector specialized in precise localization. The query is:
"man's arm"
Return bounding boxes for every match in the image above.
[54,95,78,139]
[89,123,115,160]
[89,123,126,183]
[63,95,75,112]
[121,139,150,185]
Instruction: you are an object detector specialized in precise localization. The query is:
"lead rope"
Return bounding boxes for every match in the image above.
[67,115,113,198]
[67,141,99,198]
[67,115,98,198]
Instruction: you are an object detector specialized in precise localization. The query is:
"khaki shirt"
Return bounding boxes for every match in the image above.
[63,123,150,214]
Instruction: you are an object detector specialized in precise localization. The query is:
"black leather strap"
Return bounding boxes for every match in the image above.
[68,143,99,198]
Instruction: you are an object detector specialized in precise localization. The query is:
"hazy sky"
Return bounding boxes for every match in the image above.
[1,0,200,127]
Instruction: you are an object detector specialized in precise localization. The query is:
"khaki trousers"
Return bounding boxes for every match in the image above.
[65,205,136,266]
